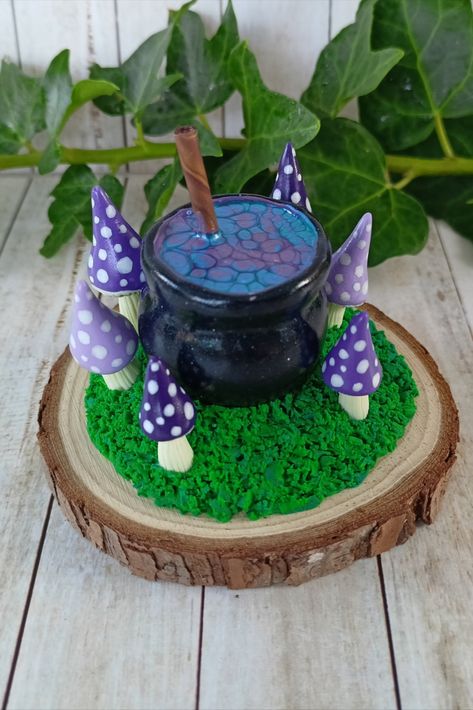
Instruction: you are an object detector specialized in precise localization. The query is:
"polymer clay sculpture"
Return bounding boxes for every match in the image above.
[271,142,312,213]
[324,212,372,328]
[69,280,139,390]
[322,310,382,420]
[88,186,144,331]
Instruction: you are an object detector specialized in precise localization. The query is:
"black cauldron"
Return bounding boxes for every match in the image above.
[139,196,331,406]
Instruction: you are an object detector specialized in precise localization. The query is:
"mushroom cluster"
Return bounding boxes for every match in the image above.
[324,213,372,328]
[140,356,196,472]
[69,280,140,390]
[271,142,312,213]
[88,186,145,331]
[322,311,382,420]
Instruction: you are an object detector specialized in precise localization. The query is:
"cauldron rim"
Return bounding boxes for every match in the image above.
[142,194,332,312]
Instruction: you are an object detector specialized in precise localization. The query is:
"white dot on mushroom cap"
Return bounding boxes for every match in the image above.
[335,273,343,284]
[130,237,140,248]
[171,426,182,437]
[339,348,349,359]
[362,282,368,295]
[91,198,95,208]
[81,355,88,362]
[329,357,335,366]
[92,345,107,359]
[114,244,122,253]
[354,340,366,352]
[272,188,282,200]
[357,359,369,374]
[163,403,175,417]
[97,269,109,283]
[119,224,127,234]
[150,362,159,372]
[91,365,100,373]
[94,216,99,224]
[117,257,133,274]
[355,265,364,278]
[372,372,381,388]
[340,365,347,372]
[90,275,95,283]
[111,358,123,368]
[78,309,93,325]
[106,205,116,218]
[140,272,145,283]
[353,282,361,292]
[358,239,367,249]
[74,294,80,303]
[353,382,363,393]
[78,330,90,345]
[139,411,141,419]
[283,164,294,175]
[291,147,296,157]
[168,383,177,397]
[120,279,128,287]
[375,358,379,367]
[305,198,312,211]
[331,374,344,388]
[85,290,93,301]
[184,402,194,420]
[166,368,170,375]
[340,253,351,266]
[180,387,185,394]
[156,416,165,425]
[143,419,154,434]
[100,226,112,238]
[126,339,136,356]
[101,320,111,333]
[98,249,107,261]
[291,191,301,204]
[148,380,158,395]
[298,173,302,181]
[115,334,122,343]
[92,236,96,246]
[350,325,357,334]
[342,332,347,340]
[70,334,76,348]
[144,402,151,411]
[340,291,351,302]
[88,255,93,268]
[322,361,327,373]
[325,282,332,295]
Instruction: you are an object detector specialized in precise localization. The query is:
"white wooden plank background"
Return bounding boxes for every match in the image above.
[1,1,473,708]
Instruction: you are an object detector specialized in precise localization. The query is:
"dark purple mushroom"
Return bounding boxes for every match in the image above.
[69,280,139,390]
[88,186,145,331]
[270,142,312,213]
[322,311,382,420]
[139,356,196,472]
[325,213,372,328]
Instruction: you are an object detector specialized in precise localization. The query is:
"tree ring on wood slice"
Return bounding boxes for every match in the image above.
[38,305,459,589]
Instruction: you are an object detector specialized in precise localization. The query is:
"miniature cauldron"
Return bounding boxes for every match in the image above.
[140,194,331,406]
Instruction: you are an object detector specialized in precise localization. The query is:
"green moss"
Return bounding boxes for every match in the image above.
[85,309,418,522]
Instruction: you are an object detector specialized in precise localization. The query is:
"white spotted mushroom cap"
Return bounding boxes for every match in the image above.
[88,185,145,295]
[322,311,382,396]
[69,280,138,374]
[325,212,372,306]
[271,142,312,213]
[140,356,196,443]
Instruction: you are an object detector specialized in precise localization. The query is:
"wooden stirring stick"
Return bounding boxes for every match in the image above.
[174,126,219,234]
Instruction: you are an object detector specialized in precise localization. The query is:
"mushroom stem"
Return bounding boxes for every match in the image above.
[102,358,140,390]
[158,435,194,473]
[327,303,346,328]
[338,393,369,420]
[118,293,140,332]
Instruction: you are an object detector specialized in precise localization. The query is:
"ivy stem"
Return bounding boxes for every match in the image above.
[392,170,417,190]
[433,112,455,158]
[386,154,473,176]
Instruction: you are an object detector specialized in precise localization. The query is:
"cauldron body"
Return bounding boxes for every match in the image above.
[140,196,331,406]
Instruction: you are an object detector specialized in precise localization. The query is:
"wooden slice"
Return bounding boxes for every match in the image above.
[38,305,459,589]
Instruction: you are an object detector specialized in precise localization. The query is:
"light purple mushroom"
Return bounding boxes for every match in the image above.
[140,356,196,472]
[88,185,145,331]
[271,142,312,213]
[322,311,382,420]
[325,212,372,327]
[69,280,140,390]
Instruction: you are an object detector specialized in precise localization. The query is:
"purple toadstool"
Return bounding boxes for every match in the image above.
[271,142,312,213]
[324,212,372,328]
[322,311,382,420]
[88,186,145,332]
[69,280,140,390]
[140,356,196,472]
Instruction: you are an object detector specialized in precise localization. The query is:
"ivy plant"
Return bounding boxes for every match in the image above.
[0,0,472,263]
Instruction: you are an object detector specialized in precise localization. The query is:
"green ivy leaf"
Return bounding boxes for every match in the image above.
[214,42,319,193]
[40,165,124,257]
[89,65,126,116]
[38,139,61,175]
[298,118,428,264]
[142,1,239,135]
[43,50,73,136]
[302,0,403,119]
[141,158,183,234]
[360,0,473,151]
[0,60,44,148]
